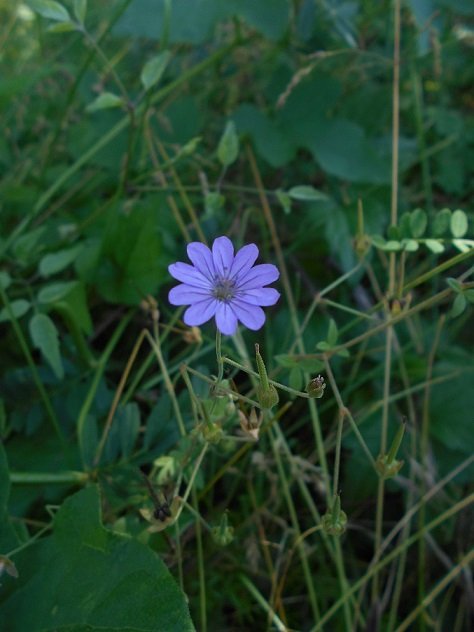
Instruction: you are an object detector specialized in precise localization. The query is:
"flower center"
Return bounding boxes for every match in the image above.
[212,277,236,302]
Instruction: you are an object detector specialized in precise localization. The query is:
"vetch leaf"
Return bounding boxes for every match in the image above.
[86,92,124,113]
[450,209,468,238]
[446,277,463,293]
[327,318,338,346]
[47,21,76,33]
[217,121,239,167]
[29,0,70,22]
[433,208,451,236]
[140,50,171,91]
[403,239,419,252]
[409,208,427,238]
[29,313,64,379]
[0,299,31,323]
[38,281,78,304]
[287,185,329,202]
[39,245,83,277]
[73,0,87,23]
[0,486,194,630]
[453,239,474,253]
[424,239,445,254]
[450,293,466,318]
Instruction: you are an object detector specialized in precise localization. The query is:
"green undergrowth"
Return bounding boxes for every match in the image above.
[0,1,473,631]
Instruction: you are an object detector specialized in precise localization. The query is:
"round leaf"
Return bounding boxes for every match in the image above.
[424,239,445,254]
[409,208,427,238]
[450,209,468,238]
[217,121,239,167]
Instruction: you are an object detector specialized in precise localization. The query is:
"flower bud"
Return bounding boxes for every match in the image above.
[182,326,202,344]
[306,375,326,399]
[211,511,234,546]
[255,344,279,409]
[375,420,406,479]
[321,494,347,536]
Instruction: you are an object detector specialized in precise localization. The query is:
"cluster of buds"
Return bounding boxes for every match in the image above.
[306,375,326,399]
[375,420,406,480]
[321,494,348,536]
[255,344,279,409]
[182,326,202,344]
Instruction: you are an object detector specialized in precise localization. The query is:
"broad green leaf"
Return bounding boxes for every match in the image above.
[0,486,195,630]
[217,121,239,167]
[289,367,304,392]
[450,293,466,318]
[0,299,31,323]
[424,239,445,254]
[73,0,87,23]
[39,245,83,277]
[409,208,427,238]
[29,313,64,379]
[86,92,124,113]
[433,208,451,236]
[0,271,11,290]
[288,185,329,202]
[450,209,468,238]
[29,0,70,22]
[140,50,171,91]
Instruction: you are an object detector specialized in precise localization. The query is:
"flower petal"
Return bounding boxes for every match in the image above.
[168,262,212,289]
[187,242,215,280]
[231,300,266,330]
[169,284,211,306]
[183,298,218,326]
[215,302,238,335]
[238,287,280,306]
[230,243,259,281]
[212,236,234,277]
[238,264,280,290]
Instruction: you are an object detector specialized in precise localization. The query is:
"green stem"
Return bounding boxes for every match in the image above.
[215,329,224,384]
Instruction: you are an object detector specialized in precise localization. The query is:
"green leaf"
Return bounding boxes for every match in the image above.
[433,208,451,236]
[29,313,64,379]
[39,245,83,277]
[86,92,124,113]
[450,293,466,319]
[446,277,463,293]
[452,239,474,253]
[217,121,239,167]
[289,367,304,392]
[29,0,70,22]
[116,403,140,457]
[275,189,291,214]
[403,239,419,252]
[327,318,338,346]
[287,185,329,202]
[0,272,11,290]
[140,50,171,91]
[204,192,225,217]
[464,289,474,304]
[38,281,78,304]
[47,20,76,33]
[382,240,402,251]
[73,0,87,23]
[0,486,194,630]
[450,209,468,238]
[424,239,445,254]
[0,299,31,323]
[409,208,427,238]
[275,354,324,373]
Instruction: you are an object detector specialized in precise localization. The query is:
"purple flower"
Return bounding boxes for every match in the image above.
[168,236,280,335]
